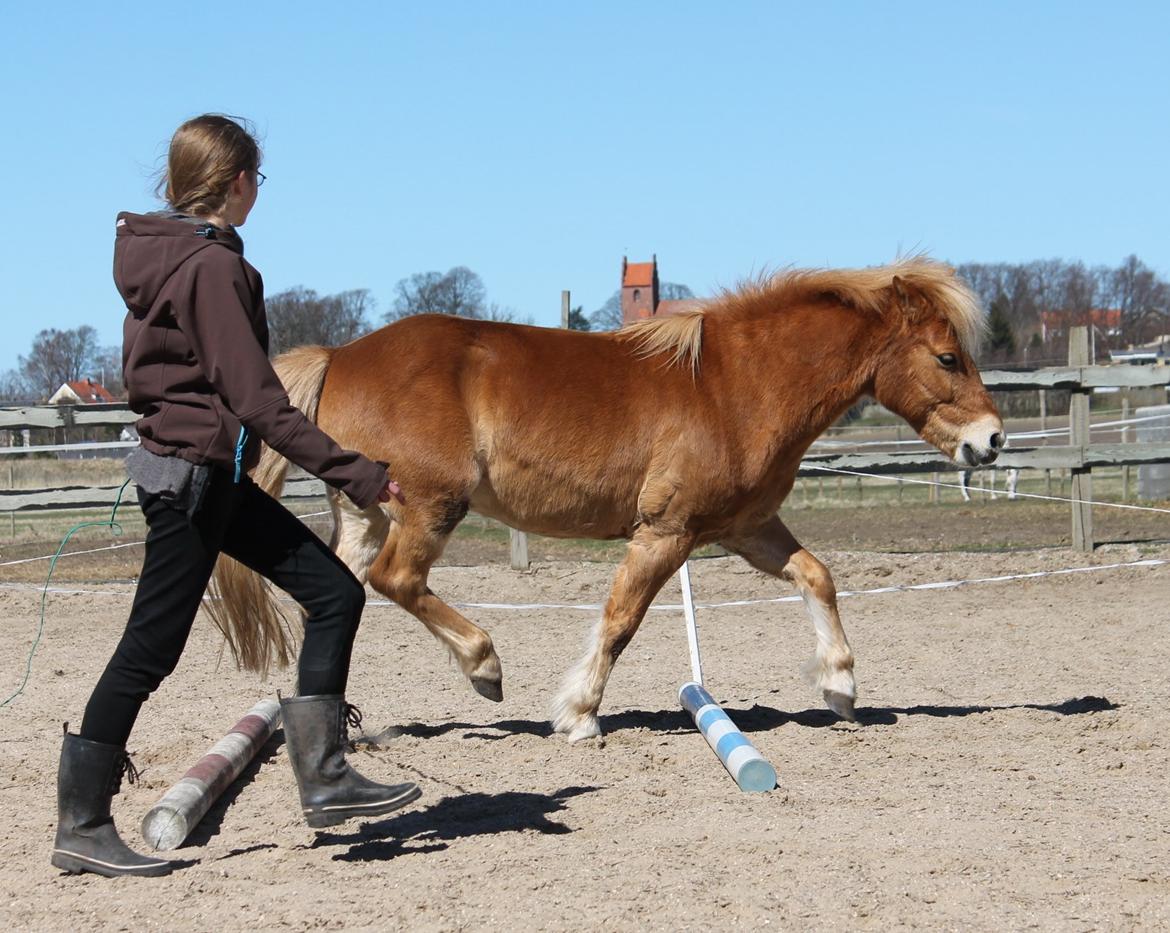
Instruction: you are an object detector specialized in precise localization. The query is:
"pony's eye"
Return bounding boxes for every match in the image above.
[937,353,958,369]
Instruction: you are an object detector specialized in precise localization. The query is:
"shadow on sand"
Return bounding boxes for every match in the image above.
[394,694,1117,739]
[307,785,601,863]
[174,696,1114,861]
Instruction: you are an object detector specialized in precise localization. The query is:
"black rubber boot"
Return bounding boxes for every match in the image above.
[51,729,172,877]
[280,695,421,829]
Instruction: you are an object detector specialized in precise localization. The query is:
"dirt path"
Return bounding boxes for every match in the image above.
[2,544,1169,930]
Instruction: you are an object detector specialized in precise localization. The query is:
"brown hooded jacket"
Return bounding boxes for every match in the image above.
[115,212,385,508]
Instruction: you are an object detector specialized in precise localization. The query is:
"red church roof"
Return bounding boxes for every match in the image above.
[623,262,655,288]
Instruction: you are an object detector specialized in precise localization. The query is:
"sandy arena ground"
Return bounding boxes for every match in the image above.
[2,539,1170,931]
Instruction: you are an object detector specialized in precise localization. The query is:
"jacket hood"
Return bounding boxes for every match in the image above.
[114,212,244,314]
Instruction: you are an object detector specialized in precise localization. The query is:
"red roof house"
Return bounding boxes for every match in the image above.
[48,379,117,405]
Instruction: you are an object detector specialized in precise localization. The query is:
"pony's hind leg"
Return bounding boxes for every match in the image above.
[723,516,856,721]
[552,528,693,743]
[366,506,503,701]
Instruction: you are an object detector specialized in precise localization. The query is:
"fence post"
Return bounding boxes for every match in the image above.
[509,528,529,571]
[1039,388,1052,495]
[1121,393,1131,501]
[1068,326,1093,552]
[894,427,903,502]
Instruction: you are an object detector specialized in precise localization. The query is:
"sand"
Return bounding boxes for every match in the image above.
[2,541,1169,931]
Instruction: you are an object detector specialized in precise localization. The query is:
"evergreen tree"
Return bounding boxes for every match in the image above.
[987,295,1016,358]
[567,305,590,331]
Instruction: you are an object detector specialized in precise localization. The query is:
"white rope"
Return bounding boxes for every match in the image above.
[0,540,146,567]
[1,557,1163,609]
[0,508,332,567]
[4,469,1166,572]
[806,466,1170,514]
[812,410,1170,450]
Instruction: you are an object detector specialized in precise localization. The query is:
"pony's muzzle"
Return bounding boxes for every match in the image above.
[957,421,1006,466]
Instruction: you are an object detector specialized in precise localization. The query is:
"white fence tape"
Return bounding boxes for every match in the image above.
[3,558,1164,610]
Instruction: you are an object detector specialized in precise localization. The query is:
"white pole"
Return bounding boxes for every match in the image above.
[678,560,703,685]
[141,699,281,851]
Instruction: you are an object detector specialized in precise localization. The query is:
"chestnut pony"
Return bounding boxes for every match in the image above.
[209,258,1003,742]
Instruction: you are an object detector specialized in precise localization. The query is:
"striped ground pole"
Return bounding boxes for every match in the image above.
[678,682,777,793]
[140,699,281,851]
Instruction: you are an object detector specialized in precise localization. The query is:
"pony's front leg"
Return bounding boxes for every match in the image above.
[724,517,856,721]
[552,528,692,743]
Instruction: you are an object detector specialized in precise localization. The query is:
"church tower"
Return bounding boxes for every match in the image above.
[620,255,660,325]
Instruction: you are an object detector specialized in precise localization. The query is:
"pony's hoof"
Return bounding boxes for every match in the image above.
[471,677,503,702]
[824,690,856,722]
[566,717,602,745]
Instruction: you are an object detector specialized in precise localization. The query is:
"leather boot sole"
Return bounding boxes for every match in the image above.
[303,783,422,828]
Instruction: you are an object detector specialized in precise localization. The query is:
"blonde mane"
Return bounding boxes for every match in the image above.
[619,257,985,372]
[619,309,706,376]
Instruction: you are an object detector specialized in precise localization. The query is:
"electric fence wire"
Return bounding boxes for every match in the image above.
[1,479,132,708]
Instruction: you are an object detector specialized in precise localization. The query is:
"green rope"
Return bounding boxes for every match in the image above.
[1,479,133,709]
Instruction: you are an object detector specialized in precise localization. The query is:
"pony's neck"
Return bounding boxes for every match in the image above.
[710,299,890,467]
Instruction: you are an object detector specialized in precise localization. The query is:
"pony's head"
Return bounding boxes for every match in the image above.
[870,266,1004,465]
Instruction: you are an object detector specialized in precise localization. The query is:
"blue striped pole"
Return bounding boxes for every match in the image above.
[679,681,777,793]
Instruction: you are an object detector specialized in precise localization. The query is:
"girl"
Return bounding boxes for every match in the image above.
[52,114,420,878]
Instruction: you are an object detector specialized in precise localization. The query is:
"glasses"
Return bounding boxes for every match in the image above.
[255,171,267,187]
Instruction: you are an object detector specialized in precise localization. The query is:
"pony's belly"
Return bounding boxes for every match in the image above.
[468,482,636,541]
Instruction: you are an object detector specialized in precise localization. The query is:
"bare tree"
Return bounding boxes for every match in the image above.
[385,267,488,321]
[94,346,125,398]
[1057,261,1104,317]
[480,303,534,324]
[588,291,623,331]
[17,326,100,400]
[266,287,373,354]
[438,266,488,318]
[660,282,695,302]
[389,271,448,318]
[0,369,29,402]
[1107,255,1168,346]
[958,257,1170,363]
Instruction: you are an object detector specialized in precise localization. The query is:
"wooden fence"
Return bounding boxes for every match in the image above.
[3,328,1169,553]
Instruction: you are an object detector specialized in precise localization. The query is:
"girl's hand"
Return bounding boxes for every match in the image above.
[378,478,405,504]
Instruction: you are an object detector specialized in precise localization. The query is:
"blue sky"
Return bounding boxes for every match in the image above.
[2,1,1167,373]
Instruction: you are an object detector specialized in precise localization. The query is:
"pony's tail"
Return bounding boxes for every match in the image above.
[205,344,336,675]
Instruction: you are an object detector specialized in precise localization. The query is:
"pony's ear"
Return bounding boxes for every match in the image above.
[891,275,911,306]
[890,275,927,320]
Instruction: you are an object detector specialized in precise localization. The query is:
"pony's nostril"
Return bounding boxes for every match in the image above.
[990,431,1004,450]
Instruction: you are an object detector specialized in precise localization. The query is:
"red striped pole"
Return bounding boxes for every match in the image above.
[140,699,281,851]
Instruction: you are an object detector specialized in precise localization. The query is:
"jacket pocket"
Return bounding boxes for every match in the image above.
[207,394,240,465]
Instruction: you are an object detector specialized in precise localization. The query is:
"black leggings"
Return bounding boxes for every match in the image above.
[80,470,365,747]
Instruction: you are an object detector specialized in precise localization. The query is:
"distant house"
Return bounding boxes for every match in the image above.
[48,378,116,405]
[620,255,704,326]
[1039,308,1122,343]
[1110,334,1168,366]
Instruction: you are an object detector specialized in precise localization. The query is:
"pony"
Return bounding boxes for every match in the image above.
[959,467,1020,501]
[209,257,1004,742]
